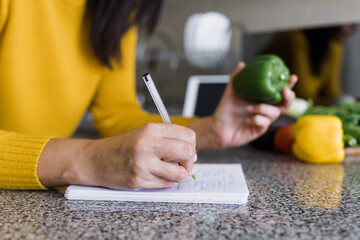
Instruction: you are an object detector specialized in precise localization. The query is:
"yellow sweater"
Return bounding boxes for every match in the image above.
[262,30,343,105]
[0,0,192,189]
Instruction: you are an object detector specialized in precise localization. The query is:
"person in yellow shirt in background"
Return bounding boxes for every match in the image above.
[0,0,296,190]
[262,25,358,105]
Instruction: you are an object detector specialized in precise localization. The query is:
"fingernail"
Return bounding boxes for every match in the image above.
[193,154,198,162]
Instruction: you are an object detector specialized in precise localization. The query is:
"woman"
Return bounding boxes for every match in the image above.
[0,0,296,190]
[262,25,357,105]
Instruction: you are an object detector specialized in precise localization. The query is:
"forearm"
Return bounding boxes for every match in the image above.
[188,116,222,150]
[37,138,93,187]
[37,123,197,190]
[39,123,196,190]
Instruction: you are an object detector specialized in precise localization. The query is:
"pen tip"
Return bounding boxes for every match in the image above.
[192,174,196,180]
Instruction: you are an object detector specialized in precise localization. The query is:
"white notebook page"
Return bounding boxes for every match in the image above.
[65,164,249,204]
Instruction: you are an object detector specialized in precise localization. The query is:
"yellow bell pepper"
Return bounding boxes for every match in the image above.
[292,115,345,164]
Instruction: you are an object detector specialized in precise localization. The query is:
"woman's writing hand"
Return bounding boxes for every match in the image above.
[38,123,197,189]
[188,62,297,150]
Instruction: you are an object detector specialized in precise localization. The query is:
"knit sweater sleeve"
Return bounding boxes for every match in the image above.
[90,27,194,137]
[0,131,52,189]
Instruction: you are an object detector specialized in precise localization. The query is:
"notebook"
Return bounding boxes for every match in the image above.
[65,164,249,204]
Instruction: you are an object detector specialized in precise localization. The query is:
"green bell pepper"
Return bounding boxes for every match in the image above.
[232,54,290,104]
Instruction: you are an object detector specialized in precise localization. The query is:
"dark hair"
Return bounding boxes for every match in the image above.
[86,0,164,68]
[303,27,337,75]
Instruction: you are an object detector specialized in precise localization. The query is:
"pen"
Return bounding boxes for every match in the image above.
[143,73,196,180]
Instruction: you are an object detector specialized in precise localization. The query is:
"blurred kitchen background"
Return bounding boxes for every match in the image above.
[136,0,360,110]
[75,0,360,137]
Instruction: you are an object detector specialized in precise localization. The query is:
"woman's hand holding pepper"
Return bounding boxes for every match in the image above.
[188,62,297,150]
[38,123,197,189]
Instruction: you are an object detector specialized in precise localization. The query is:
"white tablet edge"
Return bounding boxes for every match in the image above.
[182,75,229,117]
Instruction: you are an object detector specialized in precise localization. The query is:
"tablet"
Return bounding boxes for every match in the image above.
[182,75,229,117]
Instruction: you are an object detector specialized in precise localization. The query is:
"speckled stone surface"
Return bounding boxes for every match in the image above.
[1,146,359,240]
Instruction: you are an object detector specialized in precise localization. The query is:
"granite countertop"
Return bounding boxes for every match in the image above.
[1,146,359,240]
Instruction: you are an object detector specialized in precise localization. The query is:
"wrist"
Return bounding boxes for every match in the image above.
[37,138,94,187]
[188,116,222,150]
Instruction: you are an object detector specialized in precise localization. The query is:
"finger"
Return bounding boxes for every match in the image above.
[119,168,174,190]
[230,62,246,80]
[246,115,272,128]
[151,161,191,183]
[134,175,174,189]
[153,138,196,174]
[247,104,281,122]
[289,74,298,89]
[280,87,296,111]
[155,123,196,146]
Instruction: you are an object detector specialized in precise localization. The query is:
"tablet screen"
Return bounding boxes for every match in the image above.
[182,75,229,117]
[195,83,227,117]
